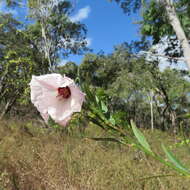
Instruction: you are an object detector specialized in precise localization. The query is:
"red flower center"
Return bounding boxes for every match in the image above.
[57,86,71,99]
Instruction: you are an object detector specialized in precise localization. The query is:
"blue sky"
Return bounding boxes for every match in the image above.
[68,0,141,64]
[0,0,141,64]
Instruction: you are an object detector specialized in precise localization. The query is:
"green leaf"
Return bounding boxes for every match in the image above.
[131,120,152,152]
[101,101,108,113]
[109,115,115,125]
[95,95,100,104]
[162,144,190,175]
[82,84,95,102]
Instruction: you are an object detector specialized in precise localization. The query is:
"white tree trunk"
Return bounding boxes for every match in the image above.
[148,91,154,131]
[162,0,190,70]
[150,92,154,131]
[41,21,52,69]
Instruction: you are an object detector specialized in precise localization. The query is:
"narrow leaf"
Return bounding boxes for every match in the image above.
[82,84,95,102]
[95,95,99,104]
[162,144,190,175]
[87,116,105,130]
[109,115,115,125]
[131,120,152,152]
[101,101,108,113]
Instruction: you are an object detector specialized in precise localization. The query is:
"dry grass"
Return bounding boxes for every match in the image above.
[0,119,190,190]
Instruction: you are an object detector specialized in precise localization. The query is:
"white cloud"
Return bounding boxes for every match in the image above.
[60,59,68,66]
[8,9,18,16]
[70,6,90,22]
[85,37,92,47]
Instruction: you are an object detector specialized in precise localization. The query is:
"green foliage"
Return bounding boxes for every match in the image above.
[140,0,190,43]
[140,1,173,43]
[56,61,78,79]
[0,13,49,117]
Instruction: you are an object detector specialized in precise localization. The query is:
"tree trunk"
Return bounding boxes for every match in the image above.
[170,110,177,134]
[41,21,52,70]
[0,98,16,119]
[148,91,154,131]
[162,0,190,70]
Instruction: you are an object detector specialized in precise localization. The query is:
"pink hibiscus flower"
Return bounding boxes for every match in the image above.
[30,73,85,126]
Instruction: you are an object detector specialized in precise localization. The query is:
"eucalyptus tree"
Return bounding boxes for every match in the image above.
[28,0,88,70]
[111,0,190,70]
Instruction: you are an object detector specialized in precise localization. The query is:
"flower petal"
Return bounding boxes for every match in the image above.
[69,85,85,112]
[48,97,73,122]
[30,75,58,116]
[57,115,72,126]
[60,75,74,87]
